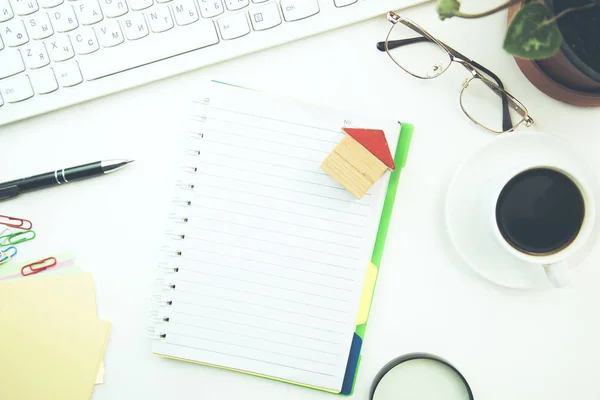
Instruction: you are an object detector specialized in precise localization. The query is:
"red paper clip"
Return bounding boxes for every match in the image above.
[0,215,33,230]
[21,257,57,277]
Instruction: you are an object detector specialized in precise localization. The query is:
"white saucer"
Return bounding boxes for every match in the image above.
[445,132,600,289]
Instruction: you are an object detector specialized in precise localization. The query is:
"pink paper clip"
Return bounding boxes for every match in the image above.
[21,257,57,277]
[0,215,33,230]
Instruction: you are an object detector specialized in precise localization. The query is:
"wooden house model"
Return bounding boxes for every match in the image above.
[321,128,396,199]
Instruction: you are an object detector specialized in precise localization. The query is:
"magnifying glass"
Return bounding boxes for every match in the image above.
[370,353,474,400]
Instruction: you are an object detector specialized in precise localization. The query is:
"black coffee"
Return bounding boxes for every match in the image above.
[495,168,585,255]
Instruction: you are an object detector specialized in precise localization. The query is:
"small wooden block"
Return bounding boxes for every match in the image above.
[321,135,387,199]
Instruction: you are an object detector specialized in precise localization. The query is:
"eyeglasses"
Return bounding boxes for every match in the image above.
[377,11,534,134]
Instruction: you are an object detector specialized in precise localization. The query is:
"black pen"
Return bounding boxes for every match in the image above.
[0,159,134,202]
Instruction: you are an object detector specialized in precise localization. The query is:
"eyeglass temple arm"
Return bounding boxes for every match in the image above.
[377,38,513,131]
[466,60,512,132]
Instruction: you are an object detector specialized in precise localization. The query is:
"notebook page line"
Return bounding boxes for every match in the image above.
[196,160,367,194]
[196,105,342,135]
[168,321,342,355]
[178,263,352,291]
[180,252,355,281]
[184,218,361,249]
[177,270,351,301]
[173,303,346,331]
[171,299,347,340]
[189,199,367,229]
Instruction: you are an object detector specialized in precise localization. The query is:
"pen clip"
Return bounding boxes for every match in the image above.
[21,257,57,277]
[0,215,33,230]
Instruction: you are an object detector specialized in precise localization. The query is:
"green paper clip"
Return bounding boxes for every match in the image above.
[0,230,36,246]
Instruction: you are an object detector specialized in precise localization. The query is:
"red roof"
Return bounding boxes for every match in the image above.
[342,128,396,170]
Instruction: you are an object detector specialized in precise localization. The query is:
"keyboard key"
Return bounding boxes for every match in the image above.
[0,34,3,49]
[47,33,75,60]
[0,48,25,78]
[40,0,65,8]
[217,11,248,39]
[54,60,82,85]
[50,5,80,31]
[333,0,355,6]
[146,4,173,32]
[22,41,50,68]
[13,0,39,15]
[280,0,318,21]
[0,75,34,102]
[0,0,14,21]
[79,19,218,79]
[72,26,99,53]
[95,18,123,46]
[0,94,3,106]
[249,2,280,31]
[171,0,197,25]
[25,12,54,39]
[197,0,222,18]
[99,0,127,17]
[74,0,104,24]
[128,0,152,10]
[30,67,58,93]
[224,0,247,10]
[3,19,29,46]
[156,0,171,3]
[122,12,148,39]
[251,0,268,3]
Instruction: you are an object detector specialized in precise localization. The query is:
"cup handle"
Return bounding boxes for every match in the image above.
[543,261,570,288]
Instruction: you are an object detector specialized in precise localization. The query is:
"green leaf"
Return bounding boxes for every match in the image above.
[436,0,461,20]
[503,2,563,60]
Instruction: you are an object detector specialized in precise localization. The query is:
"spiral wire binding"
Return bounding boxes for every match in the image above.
[168,214,188,224]
[149,106,204,341]
[150,294,173,306]
[190,114,206,123]
[158,262,180,273]
[148,310,170,323]
[165,230,185,240]
[145,327,167,340]
[155,278,177,290]
[175,180,195,190]
[172,198,192,207]
[182,165,198,173]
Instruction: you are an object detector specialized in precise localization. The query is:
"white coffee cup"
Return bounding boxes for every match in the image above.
[489,165,596,288]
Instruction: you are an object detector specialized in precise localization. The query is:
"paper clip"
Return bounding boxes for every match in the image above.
[21,257,57,277]
[0,246,18,264]
[0,230,36,246]
[0,215,33,230]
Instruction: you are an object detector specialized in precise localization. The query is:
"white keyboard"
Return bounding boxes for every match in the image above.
[0,0,427,126]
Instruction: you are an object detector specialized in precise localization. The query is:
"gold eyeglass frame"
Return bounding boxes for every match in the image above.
[381,11,535,134]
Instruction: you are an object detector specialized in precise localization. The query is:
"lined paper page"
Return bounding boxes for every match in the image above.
[152,82,399,392]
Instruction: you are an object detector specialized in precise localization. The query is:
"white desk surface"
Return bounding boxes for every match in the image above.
[2,2,600,399]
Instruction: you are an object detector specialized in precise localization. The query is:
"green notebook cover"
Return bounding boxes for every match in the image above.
[339,122,413,395]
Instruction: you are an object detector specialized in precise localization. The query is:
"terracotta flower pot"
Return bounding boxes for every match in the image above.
[507,1,600,107]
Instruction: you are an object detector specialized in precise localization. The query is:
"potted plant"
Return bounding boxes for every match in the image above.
[436,0,600,106]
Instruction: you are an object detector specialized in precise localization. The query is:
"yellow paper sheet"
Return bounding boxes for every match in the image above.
[0,273,112,400]
[0,267,107,385]
[96,362,105,384]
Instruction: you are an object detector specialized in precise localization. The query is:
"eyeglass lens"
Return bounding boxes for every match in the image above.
[460,77,526,133]
[385,22,451,79]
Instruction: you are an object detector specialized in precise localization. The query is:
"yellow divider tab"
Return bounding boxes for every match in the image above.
[356,262,378,326]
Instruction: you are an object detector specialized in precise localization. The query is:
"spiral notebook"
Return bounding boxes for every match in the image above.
[149,82,413,395]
